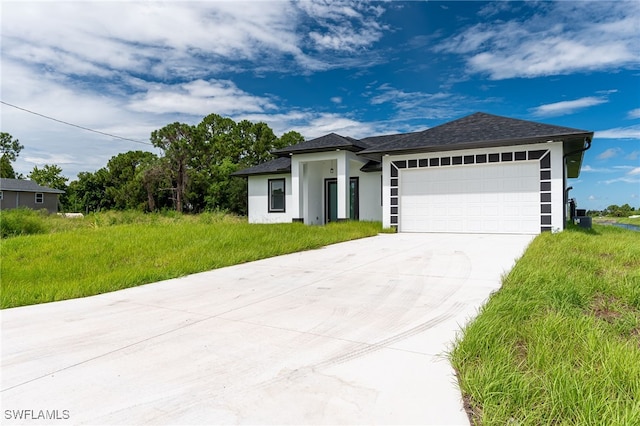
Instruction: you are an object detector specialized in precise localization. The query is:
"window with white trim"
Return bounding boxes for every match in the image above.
[35,192,44,204]
[268,179,285,212]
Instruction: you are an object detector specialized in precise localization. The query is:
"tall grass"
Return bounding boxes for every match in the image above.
[1,213,383,308]
[451,225,640,425]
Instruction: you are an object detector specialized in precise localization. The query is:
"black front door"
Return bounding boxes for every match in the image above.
[325,178,359,223]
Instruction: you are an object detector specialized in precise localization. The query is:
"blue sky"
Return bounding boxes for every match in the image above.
[1,0,638,211]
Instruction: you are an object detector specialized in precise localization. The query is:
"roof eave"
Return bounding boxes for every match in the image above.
[359,132,593,157]
[273,145,366,157]
[564,134,593,178]
[231,168,291,177]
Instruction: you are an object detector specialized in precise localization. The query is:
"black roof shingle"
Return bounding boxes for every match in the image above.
[232,112,593,178]
[272,133,367,156]
[231,157,291,177]
[359,112,592,155]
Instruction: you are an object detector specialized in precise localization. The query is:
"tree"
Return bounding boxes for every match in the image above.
[28,164,68,190]
[150,123,197,212]
[140,159,172,212]
[0,132,23,162]
[104,151,158,210]
[278,130,305,149]
[64,169,111,213]
[0,132,24,178]
[0,155,16,178]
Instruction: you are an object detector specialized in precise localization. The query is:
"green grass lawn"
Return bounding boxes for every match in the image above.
[451,224,640,425]
[1,210,384,308]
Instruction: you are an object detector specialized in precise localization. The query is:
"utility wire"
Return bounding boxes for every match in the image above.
[0,100,153,146]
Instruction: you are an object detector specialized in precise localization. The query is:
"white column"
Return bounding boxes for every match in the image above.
[549,142,565,232]
[290,156,303,221]
[382,155,391,228]
[336,151,350,220]
[302,163,309,223]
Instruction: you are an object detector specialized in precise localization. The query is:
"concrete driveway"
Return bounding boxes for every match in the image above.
[1,233,533,425]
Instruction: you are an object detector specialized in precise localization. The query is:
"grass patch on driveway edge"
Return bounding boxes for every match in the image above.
[451,225,640,425]
[1,220,383,309]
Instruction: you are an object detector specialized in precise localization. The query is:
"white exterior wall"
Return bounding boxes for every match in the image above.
[248,152,383,225]
[383,142,566,233]
[351,167,382,222]
[247,174,293,224]
[548,142,565,232]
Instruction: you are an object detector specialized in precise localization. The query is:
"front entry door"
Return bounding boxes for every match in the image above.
[325,178,359,223]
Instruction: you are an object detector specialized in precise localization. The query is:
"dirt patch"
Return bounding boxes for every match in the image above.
[514,340,528,367]
[462,392,482,426]
[591,294,623,323]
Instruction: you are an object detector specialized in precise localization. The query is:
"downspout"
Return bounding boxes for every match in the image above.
[562,137,592,227]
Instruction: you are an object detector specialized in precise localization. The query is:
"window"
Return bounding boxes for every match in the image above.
[35,193,44,204]
[268,179,285,212]
[0,191,3,201]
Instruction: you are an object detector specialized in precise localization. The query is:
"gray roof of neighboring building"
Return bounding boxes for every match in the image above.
[0,178,65,194]
[272,133,367,156]
[231,157,292,177]
[359,112,593,155]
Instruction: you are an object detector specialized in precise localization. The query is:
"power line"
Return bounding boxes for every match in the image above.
[0,100,153,146]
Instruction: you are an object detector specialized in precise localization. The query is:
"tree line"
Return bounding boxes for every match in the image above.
[1,114,303,215]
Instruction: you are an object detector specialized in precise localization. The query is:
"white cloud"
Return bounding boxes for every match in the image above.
[437,2,640,79]
[628,167,640,176]
[300,1,386,52]
[628,108,640,119]
[531,97,607,117]
[596,125,640,139]
[597,148,622,160]
[601,177,640,185]
[128,79,276,116]
[1,0,389,82]
[626,151,640,160]
[368,84,465,121]
[331,97,343,104]
[581,165,616,173]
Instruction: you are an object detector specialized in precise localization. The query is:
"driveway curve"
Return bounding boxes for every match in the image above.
[1,233,533,425]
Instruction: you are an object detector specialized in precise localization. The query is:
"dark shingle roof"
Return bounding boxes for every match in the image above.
[233,112,593,178]
[359,132,420,149]
[359,112,593,155]
[272,133,367,156]
[0,178,65,193]
[231,157,291,177]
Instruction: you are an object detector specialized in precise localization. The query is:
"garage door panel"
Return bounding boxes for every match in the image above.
[399,162,539,234]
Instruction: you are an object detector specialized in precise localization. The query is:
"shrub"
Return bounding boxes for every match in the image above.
[0,208,50,238]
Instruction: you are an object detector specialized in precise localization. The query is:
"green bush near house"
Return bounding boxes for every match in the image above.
[451,224,640,425]
[0,208,51,238]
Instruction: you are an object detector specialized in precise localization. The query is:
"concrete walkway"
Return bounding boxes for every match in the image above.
[1,233,533,425]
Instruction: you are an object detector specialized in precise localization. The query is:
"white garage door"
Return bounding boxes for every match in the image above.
[400,162,540,234]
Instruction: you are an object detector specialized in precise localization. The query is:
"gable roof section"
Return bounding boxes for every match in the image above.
[0,178,65,194]
[272,133,367,156]
[359,112,593,156]
[231,157,291,177]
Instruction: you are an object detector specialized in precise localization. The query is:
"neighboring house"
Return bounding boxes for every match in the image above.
[0,178,65,214]
[233,112,593,234]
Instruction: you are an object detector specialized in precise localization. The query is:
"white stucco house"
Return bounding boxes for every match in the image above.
[233,112,593,234]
